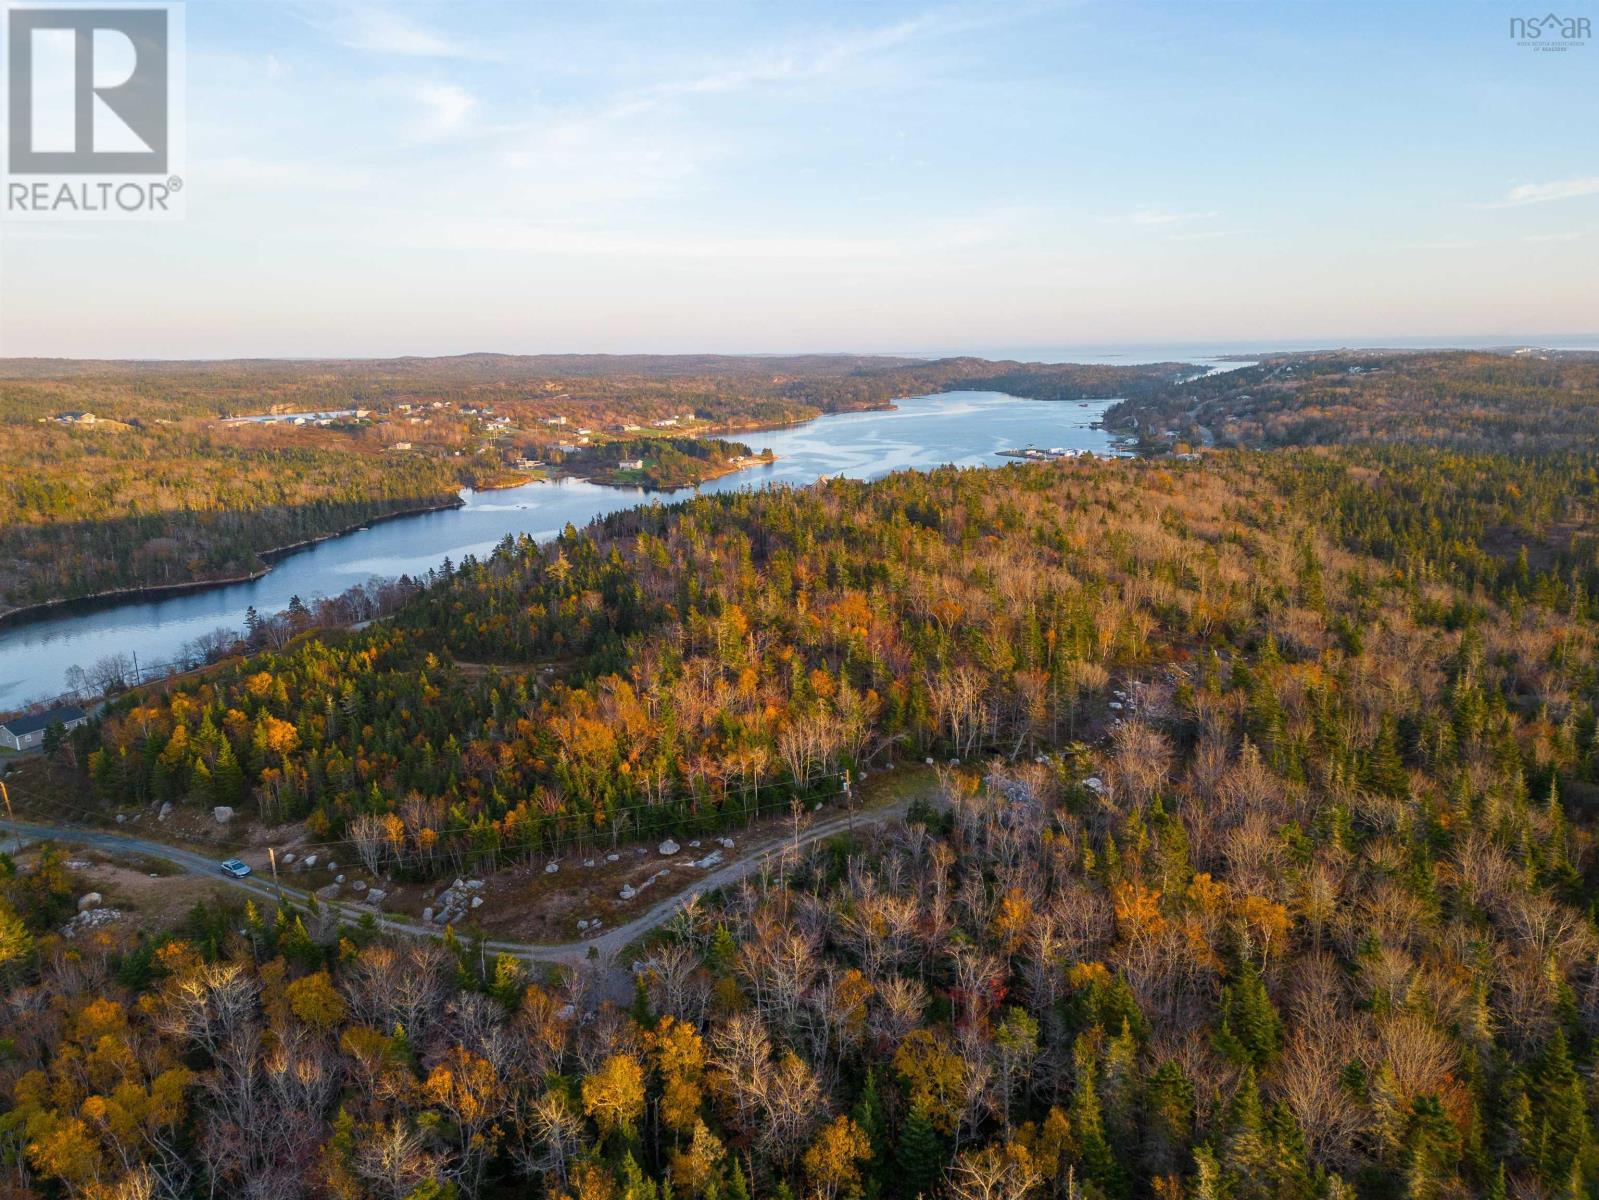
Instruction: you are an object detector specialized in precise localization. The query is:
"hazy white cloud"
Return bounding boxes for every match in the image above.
[1524,230,1588,243]
[1486,177,1599,207]
[652,12,950,100]
[1120,208,1219,226]
[413,83,477,137]
[312,3,489,59]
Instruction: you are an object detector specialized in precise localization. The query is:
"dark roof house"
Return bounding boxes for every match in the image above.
[0,705,87,751]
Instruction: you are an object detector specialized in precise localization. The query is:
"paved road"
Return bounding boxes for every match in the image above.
[0,796,914,966]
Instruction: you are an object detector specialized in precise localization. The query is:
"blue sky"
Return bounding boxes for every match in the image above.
[1,0,1595,357]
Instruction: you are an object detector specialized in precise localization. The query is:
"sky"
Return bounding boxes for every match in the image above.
[0,0,1595,358]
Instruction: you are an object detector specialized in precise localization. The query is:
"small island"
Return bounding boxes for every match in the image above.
[568,436,776,489]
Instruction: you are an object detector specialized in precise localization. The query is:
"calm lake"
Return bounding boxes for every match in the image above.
[0,390,1127,705]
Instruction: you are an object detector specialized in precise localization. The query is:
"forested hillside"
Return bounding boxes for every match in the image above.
[11,342,1599,1199]
[0,355,1189,611]
[0,424,467,613]
[0,355,1192,424]
[8,434,1592,1196]
[1106,352,1599,454]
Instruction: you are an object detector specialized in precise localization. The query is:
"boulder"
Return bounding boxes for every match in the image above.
[115,814,126,824]
[281,851,296,865]
[544,862,559,874]
[658,839,680,856]
[314,883,340,900]
[422,906,434,924]
[577,919,590,931]
[584,859,595,868]
[158,802,172,821]
[334,874,345,884]
[212,806,234,825]
[719,837,735,850]
[303,855,318,869]
[352,880,366,892]
[606,853,620,863]
[689,840,701,848]
[470,895,483,909]
[77,892,103,912]
[695,851,724,870]
[366,888,386,904]
[466,879,484,890]
[619,885,637,901]
[326,860,337,871]
[62,908,123,938]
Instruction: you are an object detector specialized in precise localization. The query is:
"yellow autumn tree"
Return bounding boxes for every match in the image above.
[892,1029,967,1135]
[646,1015,707,1136]
[990,887,1035,956]
[581,1053,646,1138]
[803,1115,873,1200]
[669,1119,727,1198]
[286,971,346,1031]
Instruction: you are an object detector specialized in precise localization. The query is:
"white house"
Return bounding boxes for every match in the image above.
[0,705,87,752]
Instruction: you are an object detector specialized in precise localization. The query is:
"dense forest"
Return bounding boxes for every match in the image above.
[7,350,1599,1198]
[0,356,1193,426]
[568,439,768,490]
[0,356,1189,612]
[0,423,467,614]
[1105,352,1599,454]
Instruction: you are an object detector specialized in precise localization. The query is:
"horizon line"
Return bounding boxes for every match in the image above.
[4,335,1599,367]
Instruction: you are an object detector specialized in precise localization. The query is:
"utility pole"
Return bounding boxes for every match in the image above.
[268,846,283,907]
[843,769,854,835]
[130,650,140,687]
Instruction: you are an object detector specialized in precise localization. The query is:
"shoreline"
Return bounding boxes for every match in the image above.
[578,451,780,492]
[0,495,466,630]
[468,472,545,493]
[0,391,1116,653]
[254,495,466,566]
